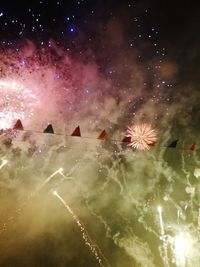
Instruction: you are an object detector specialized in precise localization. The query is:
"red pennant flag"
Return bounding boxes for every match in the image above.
[98,130,108,140]
[148,141,157,147]
[190,143,196,151]
[71,126,81,137]
[122,136,131,143]
[13,119,24,130]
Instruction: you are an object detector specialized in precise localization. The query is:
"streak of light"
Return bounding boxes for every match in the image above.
[198,208,200,237]
[157,206,164,237]
[53,190,108,267]
[0,159,8,170]
[31,168,63,196]
[157,206,170,267]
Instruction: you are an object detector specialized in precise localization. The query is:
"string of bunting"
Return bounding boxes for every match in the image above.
[0,119,196,152]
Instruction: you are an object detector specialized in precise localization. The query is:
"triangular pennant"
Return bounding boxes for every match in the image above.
[168,139,178,148]
[98,130,108,140]
[122,136,131,143]
[71,126,81,137]
[13,119,24,130]
[190,143,196,151]
[43,124,54,134]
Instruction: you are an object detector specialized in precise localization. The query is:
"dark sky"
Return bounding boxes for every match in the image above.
[0,1,199,56]
[0,0,199,86]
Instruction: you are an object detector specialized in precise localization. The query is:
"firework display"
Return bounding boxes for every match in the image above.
[125,124,157,150]
[0,1,199,267]
[0,79,39,129]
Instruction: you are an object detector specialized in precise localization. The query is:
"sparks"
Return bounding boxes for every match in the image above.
[125,123,157,150]
[173,233,193,266]
[157,206,164,238]
[157,206,169,267]
[31,168,63,196]
[53,191,107,267]
[0,159,8,170]
[0,79,39,129]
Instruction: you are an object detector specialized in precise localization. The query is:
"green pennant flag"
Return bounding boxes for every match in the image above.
[168,139,178,148]
[43,124,54,134]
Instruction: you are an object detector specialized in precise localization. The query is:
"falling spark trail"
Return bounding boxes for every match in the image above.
[53,190,108,267]
[198,208,200,237]
[158,206,164,237]
[31,168,63,197]
[157,206,170,267]
[0,159,7,170]
[50,160,84,190]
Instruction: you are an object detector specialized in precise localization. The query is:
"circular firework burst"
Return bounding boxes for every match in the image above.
[125,123,157,150]
[0,79,39,129]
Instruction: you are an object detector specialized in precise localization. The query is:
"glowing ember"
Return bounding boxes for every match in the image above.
[173,233,193,266]
[0,79,39,129]
[125,123,157,150]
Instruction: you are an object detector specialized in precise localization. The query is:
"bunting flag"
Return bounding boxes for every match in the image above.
[71,126,81,137]
[190,143,196,151]
[122,136,131,143]
[13,119,24,130]
[2,120,198,152]
[168,140,178,148]
[98,130,108,140]
[43,124,54,134]
[148,141,157,147]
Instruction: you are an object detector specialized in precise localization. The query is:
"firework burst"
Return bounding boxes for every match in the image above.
[0,79,39,129]
[125,123,157,150]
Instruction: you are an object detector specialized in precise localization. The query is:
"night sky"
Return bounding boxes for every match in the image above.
[0,1,200,267]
